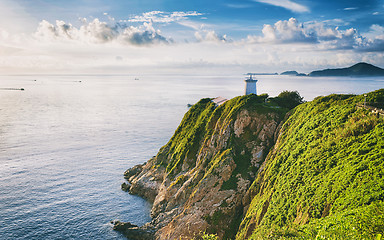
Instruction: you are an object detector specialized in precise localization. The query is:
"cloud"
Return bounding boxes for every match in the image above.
[253,0,310,13]
[125,11,203,23]
[355,24,384,52]
[249,18,316,43]
[34,18,169,45]
[343,7,358,11]
[1,14,384,75]
[246,18,384,52]
[120,22,169,45]
[321,19,349,26]
[194,30,229,43]
[225,4,252,9]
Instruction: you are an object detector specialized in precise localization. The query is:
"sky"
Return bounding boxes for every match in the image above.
[0,0,384,74]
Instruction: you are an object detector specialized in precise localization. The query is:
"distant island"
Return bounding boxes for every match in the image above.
[309,62,384,76]
[280,62,384,77]
[280,70,298,75]
[280,70,307,76]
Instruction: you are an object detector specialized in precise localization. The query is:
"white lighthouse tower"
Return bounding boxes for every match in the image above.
[244,73,258,95]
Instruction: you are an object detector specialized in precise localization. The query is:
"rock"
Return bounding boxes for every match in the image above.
[121,182,130,192]
[113,221,155,240]
[124,164,143,180]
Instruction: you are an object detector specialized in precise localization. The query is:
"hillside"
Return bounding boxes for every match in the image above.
[237,89,384,239]
[116,94,290,239]
[309,62,384,76]
[116,89,384,240]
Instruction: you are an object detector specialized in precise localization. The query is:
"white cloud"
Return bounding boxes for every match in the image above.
[34,19,169,45]
[225,4,252,9]
[253,0,310,13]
[120,22,169,45]
[1,15,384,75]
[249,18,316,43]
[126,11,203,23]
[367,24,384,39]
[194,30,229,43]
[246,18,384,52]
[320,19,349,26]
[343,7,358,11]
[355,24,384,52]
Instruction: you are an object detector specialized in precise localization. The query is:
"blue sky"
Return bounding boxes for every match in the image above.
[0,0,383,74]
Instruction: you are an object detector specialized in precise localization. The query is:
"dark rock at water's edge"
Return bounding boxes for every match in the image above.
[309,62,384,76]
[121,182,130,192]
[113,221,155,240]
[124,164,143,180]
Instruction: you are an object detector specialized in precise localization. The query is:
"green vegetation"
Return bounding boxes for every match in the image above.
[169,174,187,188]
[201,233,219,240]
[150,92,296,238]
[155,98,216,177]
[194,232,219,240]
[237,89,384,239]
[154,93,291,179]
[269,91,304,109]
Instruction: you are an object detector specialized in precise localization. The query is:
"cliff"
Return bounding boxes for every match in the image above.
[118,94,288,239]
[309,62,384,76]
[117,89,384,240]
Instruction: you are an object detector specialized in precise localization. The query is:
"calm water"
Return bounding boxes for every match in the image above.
[0,74,382,239]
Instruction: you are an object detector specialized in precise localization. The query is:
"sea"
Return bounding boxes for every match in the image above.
[0,74,382,239]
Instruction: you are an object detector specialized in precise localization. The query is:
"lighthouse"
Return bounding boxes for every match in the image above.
[244,73,258,95]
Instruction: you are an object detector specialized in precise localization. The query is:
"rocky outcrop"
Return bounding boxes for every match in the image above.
[115,95,287,239]
[113,221,155,240]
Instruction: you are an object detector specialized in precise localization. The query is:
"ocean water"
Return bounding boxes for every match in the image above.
[0,74,382,239]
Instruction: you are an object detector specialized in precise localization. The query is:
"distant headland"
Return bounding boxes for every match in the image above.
[280,62,384,77]
[309,62,384,76]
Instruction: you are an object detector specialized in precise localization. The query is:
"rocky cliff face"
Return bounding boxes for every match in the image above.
[118,95,287,239]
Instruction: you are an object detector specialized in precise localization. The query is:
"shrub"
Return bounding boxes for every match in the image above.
[272,90,304,109]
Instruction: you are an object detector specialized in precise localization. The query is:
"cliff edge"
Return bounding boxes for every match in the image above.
[118,94,288,239]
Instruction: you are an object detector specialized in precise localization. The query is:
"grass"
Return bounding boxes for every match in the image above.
[236,89,384,240]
